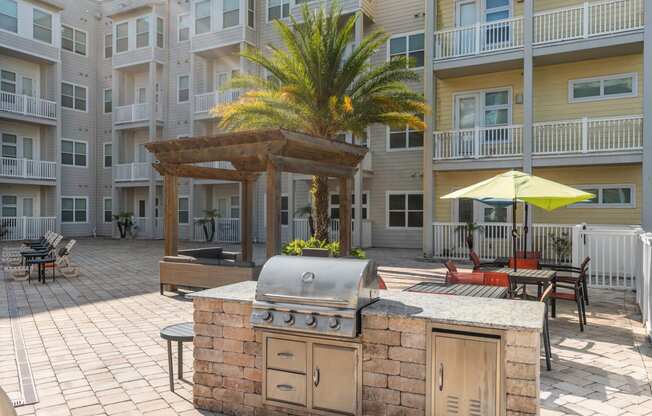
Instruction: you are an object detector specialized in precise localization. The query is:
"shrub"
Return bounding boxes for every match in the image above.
[282,237,366,258]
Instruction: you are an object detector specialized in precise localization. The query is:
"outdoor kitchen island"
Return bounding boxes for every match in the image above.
[188,280,545,416]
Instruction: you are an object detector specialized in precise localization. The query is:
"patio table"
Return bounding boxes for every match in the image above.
[404,282,508,299]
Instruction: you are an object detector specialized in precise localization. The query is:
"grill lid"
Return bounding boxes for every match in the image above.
[255,256,380,310]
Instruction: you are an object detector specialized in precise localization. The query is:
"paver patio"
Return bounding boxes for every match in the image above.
[0,238,651,415]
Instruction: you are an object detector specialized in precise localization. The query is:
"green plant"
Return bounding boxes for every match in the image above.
[216,1,425,242]
[112,212,133,239]
[550,232,571,262]
[195,209,220,242]
[282,237,366,258]
[456,222,484,251]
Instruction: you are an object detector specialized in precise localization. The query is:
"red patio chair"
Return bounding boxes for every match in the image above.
[469,250,499,271]
[447,271,485,285]
[509,257,540,270]
[516,251,542,259]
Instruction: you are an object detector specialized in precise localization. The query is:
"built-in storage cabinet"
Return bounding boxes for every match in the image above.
[263,332,362,416]
[430,328,503,416]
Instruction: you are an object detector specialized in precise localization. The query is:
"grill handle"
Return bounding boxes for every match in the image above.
[313,368,320,387]
[438,363,444,391]
[263,293,350,307]
[276,384,295,392]
[277,352,294,359]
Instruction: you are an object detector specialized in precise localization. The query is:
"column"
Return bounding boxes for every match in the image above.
[339,176,352,256]
[523,0,535,248]
[422,0,436,257]
[147,61,157,238]
[642,0,652,230]
[164,175,178,256]
[353,14,364,248]
[266,161,281,258]
[188,52,196,240]
[287,173,295,241]
[241,179,254,262]
[54,62,62,233]
[111,69,120,238]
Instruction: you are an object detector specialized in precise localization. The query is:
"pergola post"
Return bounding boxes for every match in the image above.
[339,176,352,256]
[241,178,254,263]
[164,175,178,257]
[266,161,282,258]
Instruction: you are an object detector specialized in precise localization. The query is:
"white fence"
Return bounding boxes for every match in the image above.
[0,91,57,119]
[435,17,524,59]
[637,233,652,336]
[0,217,56,241]
[192,218,241,243]
[0,157,56,180]
[114,162,151,181]
[194,90,241,114]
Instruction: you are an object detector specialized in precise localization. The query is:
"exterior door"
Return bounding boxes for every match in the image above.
[135,143,147,163]
[312,344,357,415]
[455,94,479,156]
[22,198,34,217]
[456,0,477,54]
[216,197,228,218]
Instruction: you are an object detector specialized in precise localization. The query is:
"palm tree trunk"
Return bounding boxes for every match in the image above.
[311,175,330,241]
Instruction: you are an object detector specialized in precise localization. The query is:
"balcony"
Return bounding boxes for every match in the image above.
[114,104,163,125]
[434,115,643,161]
[435,17,524,60]
[0,157,56,181]
[114,162,151,182]
[0,92,57,123]
[0,217,57,241]
[194,90,241,118]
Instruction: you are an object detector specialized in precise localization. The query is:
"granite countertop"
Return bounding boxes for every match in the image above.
[188,281,544,331]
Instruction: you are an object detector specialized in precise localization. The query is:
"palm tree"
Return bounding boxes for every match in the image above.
[215,2,426,241]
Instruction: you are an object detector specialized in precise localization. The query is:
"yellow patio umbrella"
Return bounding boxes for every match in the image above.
[441,170,594,270]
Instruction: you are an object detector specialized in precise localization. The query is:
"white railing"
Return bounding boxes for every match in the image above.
[115,103,162,124]
[197,161,235,170]
[290,218,372,248]
[534,0,644,45]
[0,91,57,120]
[114,162,151,181]
[435,17,524,59]
[193,218,241,243]
[0,157,56,180]
[637,232,652,336]
[533,115,643,155]
[194,90,241,114]
[434,125,523,160]
[0,217,56,241]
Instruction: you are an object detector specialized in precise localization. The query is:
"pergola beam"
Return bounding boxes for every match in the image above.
[153,162,259,182]
[269,155,356,178]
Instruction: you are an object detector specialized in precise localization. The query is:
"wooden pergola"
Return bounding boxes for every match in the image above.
[145,129,368,261]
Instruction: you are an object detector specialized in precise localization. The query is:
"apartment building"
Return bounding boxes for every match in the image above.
[0,0,650,255]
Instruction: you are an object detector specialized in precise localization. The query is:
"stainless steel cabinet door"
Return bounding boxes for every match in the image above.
[312,343,358,415]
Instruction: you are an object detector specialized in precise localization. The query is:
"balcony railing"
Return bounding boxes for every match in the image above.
[194,90,241,115]
[534,0,644,45]
[434,115,642,160]
[0,157,56,180]
[435,17,524,60]
[115,103,162,124]
[0,217,56,241]
[198,161,235,170]
[114,162,151,181]
[0,91,57,120]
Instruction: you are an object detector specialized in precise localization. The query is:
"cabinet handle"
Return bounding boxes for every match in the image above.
[438,363,444,392]
[277,352,294,359]
[276,384,294,391]
[313,368,320,387]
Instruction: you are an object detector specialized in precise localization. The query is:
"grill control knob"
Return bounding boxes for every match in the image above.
[261,311,272,322]
[283,313,295,325]
[328,317,340,330]
[305,315,317,327]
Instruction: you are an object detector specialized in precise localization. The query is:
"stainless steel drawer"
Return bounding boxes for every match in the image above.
[267,338,307,374]
[266,369,307,406]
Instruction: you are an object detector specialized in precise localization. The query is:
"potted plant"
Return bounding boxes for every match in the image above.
[282,237,366,258]
[113,212,134,239]
[195,209,220,242]
[456,222,484,252]
[550,232,571,263]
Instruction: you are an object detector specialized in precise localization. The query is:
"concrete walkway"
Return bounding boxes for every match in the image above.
[0,238,650,415]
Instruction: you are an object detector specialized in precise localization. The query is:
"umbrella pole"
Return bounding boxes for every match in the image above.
[512,198,517,272]
[523,204,529,259]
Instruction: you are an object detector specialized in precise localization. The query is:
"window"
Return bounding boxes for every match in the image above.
[103,143,112,167]
[157,17,164,47]
[1,195,17,217]
[177,75,190,103]
[330,193,369,220]
[268,0,289,21]
[178,197,189,224]
[388,124,423,150]
[178,14,190,42]
[483,90,510,142]
[0,0,17,33]
[62,25,87,56]
[137,200,146,218]
[62,82,87,111]
[22,137,32,159]
[21,77,33,96]
[33,8,52,43]
[247,0,255,28]
[195,0,211,34]
[281,195,288,226]
[61,197,87,223]
[1,133,17,158]
[573,185,635,208]
[1,70,16,94]
[116,22,128,53]
[136,17,149,48]
[61,139,87,167]
[104,198,112,223]
[230,195,240,218]
[485,0,510,22]
[223,0,239,28]
[389,33,424,68]
[570,73,637,102]
[103,88,112,113]
[387,192,423,228]
[105,33,113,58]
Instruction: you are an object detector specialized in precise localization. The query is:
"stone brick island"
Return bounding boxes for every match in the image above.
[188,281,544,416]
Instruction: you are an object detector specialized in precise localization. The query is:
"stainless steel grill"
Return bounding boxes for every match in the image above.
[251,256,381,338]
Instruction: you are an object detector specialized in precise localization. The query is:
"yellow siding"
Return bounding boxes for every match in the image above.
[436,0,523,31]
[534,54,643,121]
[534,0,585,12]
[435,70,524,131]
[433,165,641,225]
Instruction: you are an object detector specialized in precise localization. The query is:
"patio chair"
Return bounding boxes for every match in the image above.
[444,260,457,273]
[541,257,591,306]
[469,250,499,271]
[44,240,79,278]
[539,284,553,371]
[549,264,588,332]
[446,271,485,285]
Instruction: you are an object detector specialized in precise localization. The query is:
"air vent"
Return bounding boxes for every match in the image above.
[446,395,459,414]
